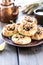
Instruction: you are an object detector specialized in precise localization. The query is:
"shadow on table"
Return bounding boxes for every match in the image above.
[19,44,43,55]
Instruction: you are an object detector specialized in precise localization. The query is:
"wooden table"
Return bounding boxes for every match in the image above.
[0,0,43,65]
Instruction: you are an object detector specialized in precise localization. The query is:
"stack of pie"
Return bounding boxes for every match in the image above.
[2,16,43,44]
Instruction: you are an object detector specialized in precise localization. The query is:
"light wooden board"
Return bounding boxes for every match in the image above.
[0,44,17,65]
[0,22,18,65]
[19,45,43,65]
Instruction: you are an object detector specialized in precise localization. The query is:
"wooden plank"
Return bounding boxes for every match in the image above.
[0,44,18,65]
[32,45,43,65]
[0,22,18,65]
[19,45,43,65]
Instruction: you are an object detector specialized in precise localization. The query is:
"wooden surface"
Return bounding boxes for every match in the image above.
[0,0,43,65]
[0,22,18,65]
[19,45,43,65]
[0,44,17,65]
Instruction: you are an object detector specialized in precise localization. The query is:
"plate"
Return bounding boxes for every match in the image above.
[2,34,43,47]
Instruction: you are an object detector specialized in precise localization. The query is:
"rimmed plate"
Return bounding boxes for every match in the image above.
[2,34,43,47]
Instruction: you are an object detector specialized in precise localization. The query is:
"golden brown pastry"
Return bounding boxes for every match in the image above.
[12,33,31,44]
[21,16,37,25]
[18,22,37,36]
[2,23,18,37]
[32,26,43,40]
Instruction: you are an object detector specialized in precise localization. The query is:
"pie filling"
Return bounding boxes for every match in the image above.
[23,25,32,31]
[25,18,32,23]
[7,26,15,31]
[36,28,42,34]
[15,34,25,38]
[36,31,40,34]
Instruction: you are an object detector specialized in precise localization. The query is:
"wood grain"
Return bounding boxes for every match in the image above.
[0,22,18,65]
[0,44,17,65]
[19,45,43,65]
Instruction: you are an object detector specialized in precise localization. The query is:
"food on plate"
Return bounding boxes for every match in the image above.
[2,15,43,45]
[12,33,31,44]
[18,22,37,36]
[2,23,18,37]
[32,26,43,40]
[22,16,37,24]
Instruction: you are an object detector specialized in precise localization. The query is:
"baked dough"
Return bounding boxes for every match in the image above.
[12,33,31,44]
[2,23,18,37]
[32,26,43,40]
[18,22,37,36]
[21,16,37,25]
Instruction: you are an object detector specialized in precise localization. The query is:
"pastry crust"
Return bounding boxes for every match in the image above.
[12,33,31,44]
[21,16,37,25]
[2,23,18,37]
[18,22,37,36]
[32,26,43,40]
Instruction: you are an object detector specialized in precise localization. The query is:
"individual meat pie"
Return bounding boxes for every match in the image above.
[2,23,18,37]
[18,22,37,36]
[32,26,43,40]
[21,16,37,25]
[12,33,31,44]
